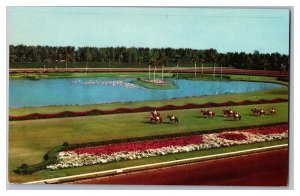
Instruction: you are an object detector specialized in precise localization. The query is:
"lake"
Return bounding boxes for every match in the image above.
[9,77,284,108]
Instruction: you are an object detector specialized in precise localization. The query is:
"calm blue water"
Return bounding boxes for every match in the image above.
[9,77,284,108]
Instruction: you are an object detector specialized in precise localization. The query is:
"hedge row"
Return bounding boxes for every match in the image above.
[13,143,70,175]
[14,122,288,175]
[9,98,288,121]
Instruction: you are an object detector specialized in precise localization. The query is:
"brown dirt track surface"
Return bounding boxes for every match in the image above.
[9,67,288,77]
[69,148,289,186]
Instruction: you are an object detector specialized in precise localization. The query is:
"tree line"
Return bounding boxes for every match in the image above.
[9,45,289,71]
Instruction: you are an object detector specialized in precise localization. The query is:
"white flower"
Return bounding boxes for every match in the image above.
[47,129,288,170]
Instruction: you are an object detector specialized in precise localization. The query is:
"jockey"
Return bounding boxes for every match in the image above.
[229,108,233,113]
[153,109,157,116]
[171,114,175,120]
[270,107,275,112]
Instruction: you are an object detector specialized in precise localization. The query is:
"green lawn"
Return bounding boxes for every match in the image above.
[9,87,288,116]
[9,102,288,183]
[131,79,177,90]
[10,72,287,85]
[177,73,288,86]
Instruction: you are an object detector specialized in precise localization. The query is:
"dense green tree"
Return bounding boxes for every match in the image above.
[9,45,289,71]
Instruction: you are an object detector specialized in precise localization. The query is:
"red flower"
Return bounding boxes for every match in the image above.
[241,125,288,135]
[218,133,247,140]
[67,135,203,155]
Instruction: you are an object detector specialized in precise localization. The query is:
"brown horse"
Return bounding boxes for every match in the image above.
[233,112,242,121]
[269,107,276,114]
[258,108,265,116]
[201,110,215,118]
[167,115,179,123]
[223,109,234,117]
[150,111,160,117]
[251,108,259,116]
[149,115,163,124]
[251,108,265,116]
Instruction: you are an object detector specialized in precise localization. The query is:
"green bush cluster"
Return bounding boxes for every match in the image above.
[13,144,69,175]
[24,75,40,80]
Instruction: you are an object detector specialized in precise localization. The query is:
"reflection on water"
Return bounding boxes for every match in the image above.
[9,77,284,108]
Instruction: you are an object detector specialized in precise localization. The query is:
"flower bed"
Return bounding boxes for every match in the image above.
[9,98,288,121]
[47,124,288,170]
[218,133,247,140]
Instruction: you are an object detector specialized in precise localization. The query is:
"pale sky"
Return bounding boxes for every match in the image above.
[8,7,290,54]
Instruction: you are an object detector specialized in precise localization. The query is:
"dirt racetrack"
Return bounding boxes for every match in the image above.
[69,148,289,186]
[9,67,288,77]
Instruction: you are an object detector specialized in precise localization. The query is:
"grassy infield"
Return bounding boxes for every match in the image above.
[8,72,289,183]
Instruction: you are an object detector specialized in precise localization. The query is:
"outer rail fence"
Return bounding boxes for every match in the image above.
[9,98,288,121]
[9,67,289,77]
[23,144,288,184]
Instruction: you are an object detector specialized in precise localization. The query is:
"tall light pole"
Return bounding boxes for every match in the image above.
[85,61,88,76]
[148,63,151,80]
[176,63,179,78]
[162,64,164,80]
[213,59,216,79]
[221,63,223,78]
[194,61,197,78]
[153,65,156,82]
[202,60,204,75]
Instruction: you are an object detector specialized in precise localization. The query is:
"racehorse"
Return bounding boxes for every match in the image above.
[251,108,265,116]
[258,108,265,116]
[233,112,242,121]
[149,115,163,124]
[223,109,234,117]
[201,110,215,118]
[251,108,259,116]
[268,107,276,114]
[150,111,160,117]
[167,115,179,123]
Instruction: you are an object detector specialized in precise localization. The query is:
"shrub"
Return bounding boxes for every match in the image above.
[9,98,288,121]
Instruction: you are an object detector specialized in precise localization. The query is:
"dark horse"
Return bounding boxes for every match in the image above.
[150,111,161,117]
[233,112,242,121]
[167,115,179,123]
[149,115,163,123]
[269,107,276,115]
[251,108,259,116]
[252,108,265,116]
[149,112,162,123]
[223,109,234,117]
[201,110,215,118]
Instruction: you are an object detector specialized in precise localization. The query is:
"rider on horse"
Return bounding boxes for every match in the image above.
[171,114,175,120]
